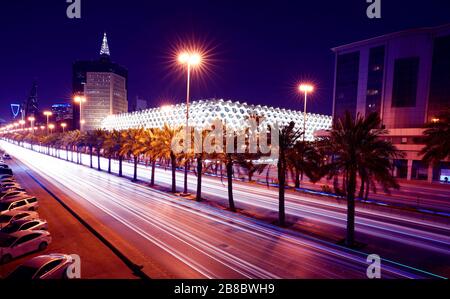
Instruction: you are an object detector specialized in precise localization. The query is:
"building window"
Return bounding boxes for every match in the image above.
[392,57,420,108]
[334,51,360,121]
[366,46,385,115]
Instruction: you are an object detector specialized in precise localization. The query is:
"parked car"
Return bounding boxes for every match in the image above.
[0,197,39,215]
[1,191,28,201]
[6,254,75,279]
[0,164,10,169]
[0,174,13,180]
[1,187,26,195]
[1,182,20,189]
[3,154,11,160]
[1,219,48,234]
[0,168,13,176]
[0,230,52,264]
[0,211,39,229]
[1,178,15,183]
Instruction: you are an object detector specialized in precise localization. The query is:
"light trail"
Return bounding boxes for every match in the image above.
[1,142,447,279]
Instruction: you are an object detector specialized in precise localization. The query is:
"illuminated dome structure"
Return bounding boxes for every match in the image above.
[101,99,332,141]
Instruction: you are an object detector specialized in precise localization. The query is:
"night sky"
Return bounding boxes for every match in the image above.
[1,0,450,122]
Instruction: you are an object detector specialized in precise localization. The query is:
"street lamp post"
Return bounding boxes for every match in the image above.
[298,84,314,141]
[298,83,314,183]
[28,116,36,133]
[74,96,87,131]
[61,123,67,133]
[19,120,25,131]
[48,123,55,134]
[43,111,53,134]
[178,51,202,195]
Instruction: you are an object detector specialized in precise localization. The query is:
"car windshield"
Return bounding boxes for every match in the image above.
[6,266,38,280]
[1,222,21,234]
[0,234,17,247]
[0,215,13,223]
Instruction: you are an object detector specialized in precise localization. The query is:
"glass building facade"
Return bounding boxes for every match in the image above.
[428,35,450,121]
[365,46,385,115]
[334,52,360,121]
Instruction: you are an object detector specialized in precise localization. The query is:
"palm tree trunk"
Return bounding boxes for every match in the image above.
[108,156,111,174]
[345,169,357,247]
[119,155,123,177]
[71,147,74,162]
[358,177,365,199]
[364,180,370,201]
[278,155,286,227]
[196,155,202,201]
[133,156,138,181]
[170,152,176,193]
[183,159,189,194]
[295,168,300,189]
[150,160,156,186]
[97,149,101,171]
[89,146,93,168]
[226,155,236,212]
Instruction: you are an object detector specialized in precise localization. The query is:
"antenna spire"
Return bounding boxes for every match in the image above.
[100,32,110,56]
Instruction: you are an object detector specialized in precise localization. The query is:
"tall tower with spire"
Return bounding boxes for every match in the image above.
[72,33,128,131]
[22,81,39,119]
[99,33,110,56]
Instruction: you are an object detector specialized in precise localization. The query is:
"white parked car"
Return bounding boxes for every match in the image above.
[0,230,52,264]
[6,254,76,279]
[0,211,39,229]
[1,219,48,234]
[0,197,39,215]
[0,191,28,201]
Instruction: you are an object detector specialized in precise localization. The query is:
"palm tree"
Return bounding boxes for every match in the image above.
[93,129,106,171]
[120,128,146,181]
[104,130,124,176]
[420,109,450,165]
[152,124,182,193]
[320,112,401,247]
[141,128,158,186]
[277,122,303,226]
[287,141,322,189]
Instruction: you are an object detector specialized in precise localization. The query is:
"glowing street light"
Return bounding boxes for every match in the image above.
[298,83,314,141]
[48,123,55,134]
[28,116,36,133]
[61,122,67,133]
[177,50,202,195]
[74,95,87,131]
[19,120,25,131]
[43,111,53,134]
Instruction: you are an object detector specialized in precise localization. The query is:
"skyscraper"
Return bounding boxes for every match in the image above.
[22,81,39,119]
[72,33,128,131]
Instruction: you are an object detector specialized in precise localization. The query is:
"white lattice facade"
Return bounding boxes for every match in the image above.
[101,99,332,141]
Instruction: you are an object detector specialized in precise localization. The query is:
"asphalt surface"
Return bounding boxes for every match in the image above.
[0,141,447,279]
[0,156,137,279]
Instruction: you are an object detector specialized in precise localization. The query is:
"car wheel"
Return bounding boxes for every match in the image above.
[38,242,48,251]
[0,254,12,264]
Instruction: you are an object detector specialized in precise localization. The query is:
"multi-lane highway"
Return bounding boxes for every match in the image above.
[1,141,448,278]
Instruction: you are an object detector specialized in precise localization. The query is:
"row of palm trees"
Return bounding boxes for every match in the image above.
[4,110,448,247]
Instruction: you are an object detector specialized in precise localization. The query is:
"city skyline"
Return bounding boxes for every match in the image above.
[1,1,450,121]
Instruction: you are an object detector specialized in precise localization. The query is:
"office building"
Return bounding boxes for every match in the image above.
[332,24,450,182]
[72,33,128,131]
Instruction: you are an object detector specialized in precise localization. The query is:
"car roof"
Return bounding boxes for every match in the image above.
[1,210,35,217]
[20,254,70,268]
[8,219,42,226]
[9,230,49,238]
[1,195,32,203]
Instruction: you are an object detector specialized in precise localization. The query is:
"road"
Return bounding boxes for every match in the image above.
[0,157,136,279]
[1,141,448,278]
